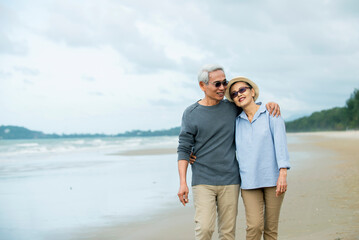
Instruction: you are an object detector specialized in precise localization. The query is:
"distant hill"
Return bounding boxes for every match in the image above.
[0,125,181,140]
[285,89,359,132]
[0,125,47,139]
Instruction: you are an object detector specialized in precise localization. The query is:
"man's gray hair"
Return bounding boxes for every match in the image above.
[198,64,224,84]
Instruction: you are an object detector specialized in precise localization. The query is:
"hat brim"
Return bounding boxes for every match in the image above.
[225,76,259,102]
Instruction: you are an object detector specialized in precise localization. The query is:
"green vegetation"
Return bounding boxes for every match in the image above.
[116,127,180,137]
[286,89,359,132]
[0,125,47,139]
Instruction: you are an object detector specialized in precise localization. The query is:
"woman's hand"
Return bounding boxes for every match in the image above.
[276,168,287,197]
[189,152,196,164]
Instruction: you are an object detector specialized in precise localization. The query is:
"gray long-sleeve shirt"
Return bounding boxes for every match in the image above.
[177,100,240,186]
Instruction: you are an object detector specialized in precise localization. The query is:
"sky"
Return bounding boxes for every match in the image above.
[1,0,358,134]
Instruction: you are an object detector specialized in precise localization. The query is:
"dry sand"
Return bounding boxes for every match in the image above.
[75,131,359,240]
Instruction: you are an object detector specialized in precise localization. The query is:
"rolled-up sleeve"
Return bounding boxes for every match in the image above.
[177,111,196,161]
[269,115,291,170]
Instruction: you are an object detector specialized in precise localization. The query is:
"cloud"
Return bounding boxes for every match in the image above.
[0,32,28,55]
[149,99,181,107]
[14,66,39,76]
[0,4,28,55]
[21,0,180,73]
[1,0,359,133]
[0,70,12,79]
[23,79,34,85]
[89,91,105,96]
[82,75,96,82]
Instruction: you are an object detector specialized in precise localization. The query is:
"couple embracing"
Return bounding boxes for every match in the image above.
[177,64,290,240]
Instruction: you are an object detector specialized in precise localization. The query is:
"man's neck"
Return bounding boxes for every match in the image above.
[198,97,221,106]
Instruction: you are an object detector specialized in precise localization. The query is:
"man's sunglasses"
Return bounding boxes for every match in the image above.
[230,87,251,99]
[209,80,228,88]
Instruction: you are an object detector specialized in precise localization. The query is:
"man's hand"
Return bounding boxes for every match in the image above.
[189,153,196,164]
[178,160,189,205]
[178,184,189,206]
[276,168,287,197]
[266,102,281,117]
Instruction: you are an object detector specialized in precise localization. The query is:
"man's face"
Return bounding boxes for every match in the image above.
[201,70,227,102]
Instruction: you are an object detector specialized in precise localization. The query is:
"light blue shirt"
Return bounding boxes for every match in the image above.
[235,103,290,189]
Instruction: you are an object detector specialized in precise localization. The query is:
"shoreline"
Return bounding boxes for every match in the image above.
[110,130,359,157]
[74,131,359,240]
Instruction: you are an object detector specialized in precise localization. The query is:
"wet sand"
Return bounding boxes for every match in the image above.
[75,131,359,240]
[115,148,176,156]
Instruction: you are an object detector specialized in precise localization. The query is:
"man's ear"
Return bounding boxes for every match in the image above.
[199,81,207,92]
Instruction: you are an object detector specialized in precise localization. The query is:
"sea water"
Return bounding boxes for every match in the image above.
[0,136,184,240]
[0,135,304,240]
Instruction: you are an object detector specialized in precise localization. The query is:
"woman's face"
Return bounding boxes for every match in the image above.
[230,81,256,107]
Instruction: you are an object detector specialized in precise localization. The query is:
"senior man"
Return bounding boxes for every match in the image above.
[177,64,280,240]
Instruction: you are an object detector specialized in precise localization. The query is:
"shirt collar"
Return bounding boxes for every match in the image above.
[238,102,267,122]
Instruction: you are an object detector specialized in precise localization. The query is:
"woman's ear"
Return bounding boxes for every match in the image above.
[251,88,255,98]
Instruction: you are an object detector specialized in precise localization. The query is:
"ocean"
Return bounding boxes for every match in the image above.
[0,135,303,240]
[0,136,184,240]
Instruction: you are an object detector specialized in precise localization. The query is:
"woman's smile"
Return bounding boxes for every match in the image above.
[238,96,246,102]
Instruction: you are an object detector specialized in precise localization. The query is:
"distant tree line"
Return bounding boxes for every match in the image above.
[285,89,359,132]
[115,127,181,137]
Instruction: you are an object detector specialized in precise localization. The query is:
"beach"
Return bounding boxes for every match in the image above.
[0,132,358,240]
[72,131,359,240]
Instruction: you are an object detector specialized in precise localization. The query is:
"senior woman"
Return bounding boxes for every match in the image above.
[224,77,290,240]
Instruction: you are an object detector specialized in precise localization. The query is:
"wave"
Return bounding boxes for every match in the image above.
[0,136,178,157]
[15,143,40,147]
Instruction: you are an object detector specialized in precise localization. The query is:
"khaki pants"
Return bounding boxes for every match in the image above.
[192,184,240,240]
[241,187,285,240]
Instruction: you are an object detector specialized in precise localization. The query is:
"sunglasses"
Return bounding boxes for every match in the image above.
[209,80,228,88]
[230,87,251,99]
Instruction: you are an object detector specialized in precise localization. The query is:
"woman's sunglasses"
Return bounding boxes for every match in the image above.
[230,87,251,99]
[209,80,228,88]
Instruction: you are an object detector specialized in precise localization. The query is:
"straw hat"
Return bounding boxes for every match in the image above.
[225,76,259,102]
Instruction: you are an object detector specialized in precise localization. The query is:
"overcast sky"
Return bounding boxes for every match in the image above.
[1,0,358,134]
